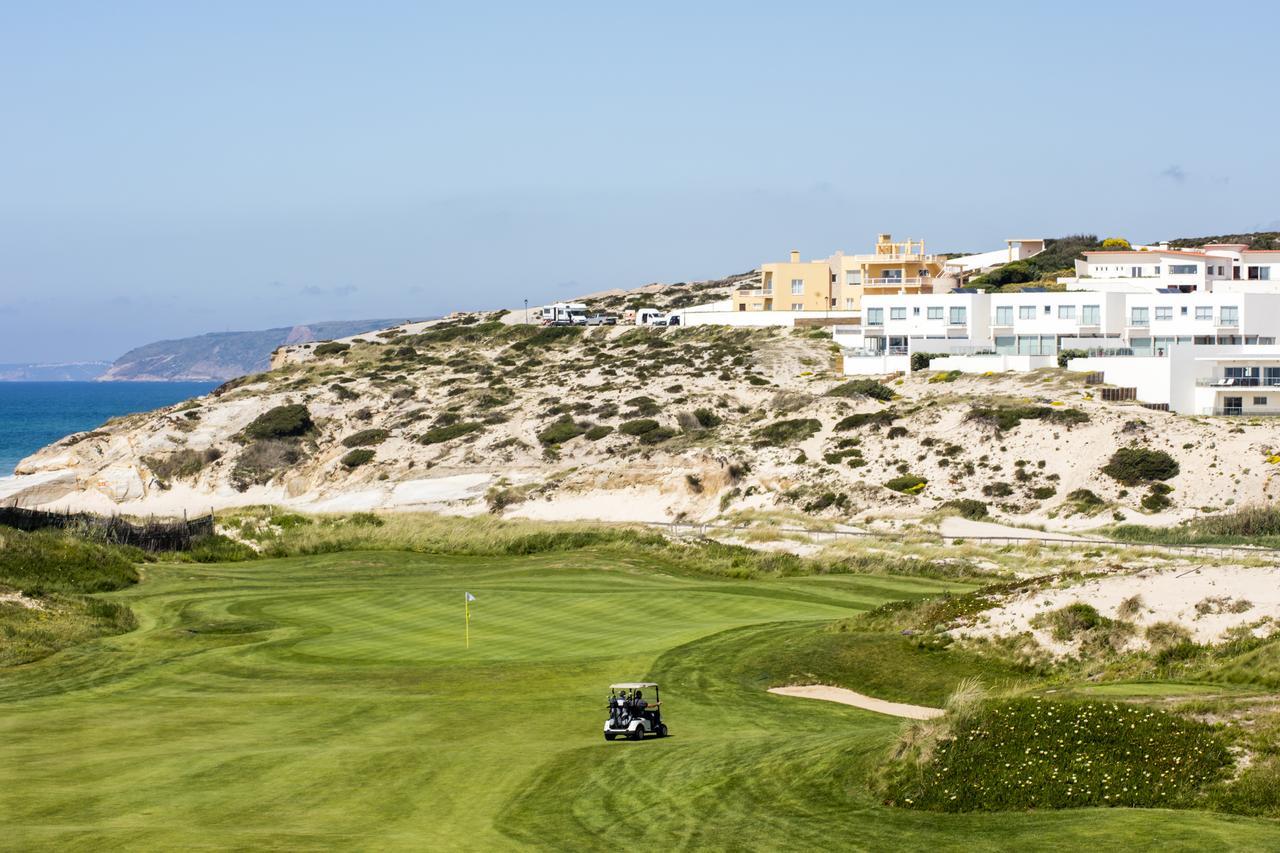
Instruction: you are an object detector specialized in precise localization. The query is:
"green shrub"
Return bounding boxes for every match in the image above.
[941,499,988,520]
[966,404,1089,432]
[835,410,898,431]
[1057,348,1088,368]
[639,427,676,445]
[1029,485,1057,500]
[1141,483,1174,511]
[884,698,1231,812]
[420,422,484,445]
[340,448,375,468]
[886,426,908,439]
[982,482,1013,497]
[928,370,962,384]
[910,352,942,372]
[142,447,223,482]
[885,475,926,495]
[619,418,660,436]
[1039,602,1105,641]
[753,418,821,447]
[1102,447,1180,484]
[243,404,314,440]
[827,379,894,401]
[693,408,722,428]
[585,425,614,441]
[537,416,587,446]
[341,429,389,448]
[313,341,351,357]
[624,396,661,416]
[1066,488,1104,506]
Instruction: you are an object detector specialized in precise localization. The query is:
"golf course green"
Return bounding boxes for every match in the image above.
[4,547,1280,851]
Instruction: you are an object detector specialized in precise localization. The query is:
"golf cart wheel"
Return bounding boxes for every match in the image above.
[629,727,643,741]
[656,724,668,738]
[604,732,616,741]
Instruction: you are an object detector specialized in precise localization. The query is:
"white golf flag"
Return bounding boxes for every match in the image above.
[465,592,476,602]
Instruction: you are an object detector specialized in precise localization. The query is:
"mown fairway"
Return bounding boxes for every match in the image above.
[3,548,1280,851]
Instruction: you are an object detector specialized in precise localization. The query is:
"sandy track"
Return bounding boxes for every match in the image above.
[767,685,943,719]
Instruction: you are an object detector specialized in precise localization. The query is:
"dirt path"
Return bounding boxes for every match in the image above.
[768,685,943,719]
[939,516,1106,544]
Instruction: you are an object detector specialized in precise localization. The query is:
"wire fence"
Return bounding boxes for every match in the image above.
[0,505,214,552]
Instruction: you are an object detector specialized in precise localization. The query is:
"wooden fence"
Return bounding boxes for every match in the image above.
[0,505,214,552]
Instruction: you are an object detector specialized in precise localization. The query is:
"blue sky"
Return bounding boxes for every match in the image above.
[3,1,1279,362]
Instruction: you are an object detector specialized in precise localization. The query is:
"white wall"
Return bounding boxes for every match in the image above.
[843,354,910,375]
[929,354,1056,373]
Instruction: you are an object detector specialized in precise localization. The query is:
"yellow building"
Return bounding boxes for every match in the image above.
[736,234,948,312]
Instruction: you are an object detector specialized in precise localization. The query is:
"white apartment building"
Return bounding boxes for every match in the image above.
[1062,244,1280,294]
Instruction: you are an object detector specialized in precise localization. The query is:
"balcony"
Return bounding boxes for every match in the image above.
[864,277,925,288]
[1215,407,1280,416]
[1195,376,1280,388]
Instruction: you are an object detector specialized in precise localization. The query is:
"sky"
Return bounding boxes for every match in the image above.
[3,1,1280,362]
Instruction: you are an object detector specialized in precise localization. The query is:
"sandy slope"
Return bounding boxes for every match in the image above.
[768,685,943,719]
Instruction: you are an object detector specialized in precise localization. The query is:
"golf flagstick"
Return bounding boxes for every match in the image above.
[465,591,476,648]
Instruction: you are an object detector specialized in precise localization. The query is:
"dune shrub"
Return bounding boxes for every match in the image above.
[340,449,375,469]
[537,416,588,446]
[827,379,894,401]
[835,410,897,431]
[585,425,614,441]
[341,429,389,448]
[143,448,223,482]
[753,418,821,447]
[243,404,314,440]
[941,499,988,520]
[619,418,660,436]
[313,341,351,357]
[1102,447,1180,484]
[420,422,483,445]
[885,475,926,495]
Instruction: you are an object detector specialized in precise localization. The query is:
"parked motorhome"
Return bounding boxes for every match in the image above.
[540,303,588,326]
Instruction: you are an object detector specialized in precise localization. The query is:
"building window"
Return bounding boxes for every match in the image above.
[1154,266,1161,276]
[1130,307,1150,325]
[867,308,884,325]
[1255,397,1268,406]
[1221,306,1240,325]
[1195,306,1212,321]
[927,306,943,320]
[949,306,967,325]
[791,302,803,310]
[790,279,804,295]
[1181,306,1188,315]
[1058,305,1075,319]
[913,306,920,316]
[1018,305,1035,320]
[1248,266,1272,280]
[1170,264,1198,275]
[846,271,861,285]
[995,306,1013,324]
[890,307,906,320]
[1081,305,1100,325]
[1155,306,1173,321]
[845,298,856,309]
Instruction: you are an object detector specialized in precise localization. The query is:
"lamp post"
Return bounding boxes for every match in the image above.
[524,298,528,324]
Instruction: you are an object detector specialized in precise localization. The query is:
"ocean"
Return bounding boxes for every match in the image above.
[0,382,218,475]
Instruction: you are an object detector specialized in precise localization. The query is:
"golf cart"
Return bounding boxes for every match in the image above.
[604,682,667,741]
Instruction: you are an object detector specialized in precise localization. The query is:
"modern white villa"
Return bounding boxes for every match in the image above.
[1061,243,1280,294]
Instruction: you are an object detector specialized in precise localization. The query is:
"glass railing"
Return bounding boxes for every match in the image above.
[1196,377,1280,387]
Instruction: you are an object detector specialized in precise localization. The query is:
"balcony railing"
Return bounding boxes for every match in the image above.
[1196,376,1280,387]
[844,346,908,357]
[1215,407,1280,416]
[863,277,925,287]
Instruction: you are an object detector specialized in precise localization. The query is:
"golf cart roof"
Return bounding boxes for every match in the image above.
[610,682,657,689]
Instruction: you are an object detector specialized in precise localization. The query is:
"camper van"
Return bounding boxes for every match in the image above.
[540,302,589,326]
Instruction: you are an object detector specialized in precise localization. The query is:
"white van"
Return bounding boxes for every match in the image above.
[634,308,665,326]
